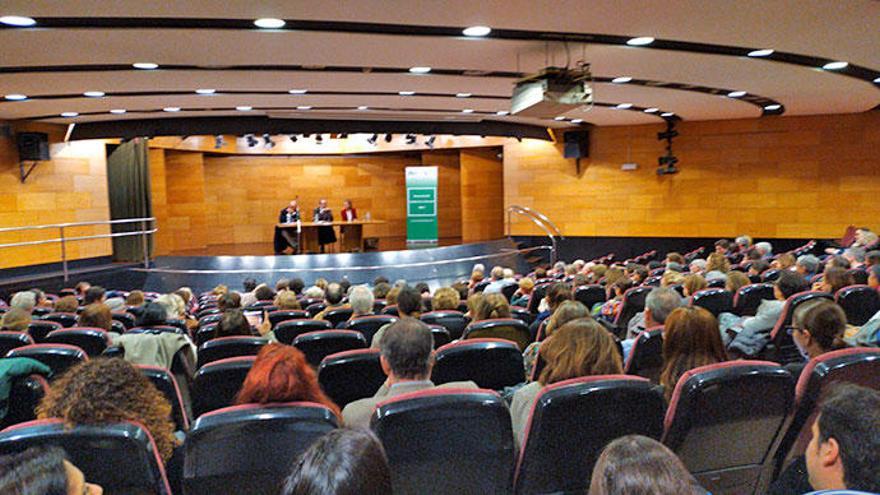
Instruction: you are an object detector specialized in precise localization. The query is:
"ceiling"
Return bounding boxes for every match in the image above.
[0,0,878,137]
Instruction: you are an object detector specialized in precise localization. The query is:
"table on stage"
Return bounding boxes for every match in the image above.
[276,219,386,253]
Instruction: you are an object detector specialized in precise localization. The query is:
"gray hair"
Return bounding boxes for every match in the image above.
[755,241,773,255]
[490,266,504,279]
[796,254,820,274]
[735,235,752,248]
[845,246,866,263]
[10,291,36,311]
[645,287,684,325]
[689,259,707,271]
[348,285,374,315]
[303,286,325,299]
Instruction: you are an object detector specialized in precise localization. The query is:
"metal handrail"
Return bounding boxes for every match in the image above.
[0,217,157,281]
[506,205,563,265]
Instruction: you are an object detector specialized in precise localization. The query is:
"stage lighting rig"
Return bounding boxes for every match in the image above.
[656,120,680,175]
[315,134,323,144]
[262,133,275,149]
[367,134,378,145]
[244,134,258,147]
[405,134,417,145]
[214,135,225,149]
[426,135,436,149]
[384,134,393,143]
[289,135,298,143]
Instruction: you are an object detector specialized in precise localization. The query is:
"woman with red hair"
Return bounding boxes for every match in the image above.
[235,344,341,419]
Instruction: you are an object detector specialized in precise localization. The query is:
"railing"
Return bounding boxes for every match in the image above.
[506,205,564,265]
[0,217,157,281]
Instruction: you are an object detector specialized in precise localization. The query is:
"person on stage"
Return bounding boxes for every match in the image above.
[313,198,337,253]
[341,199,357,222]
[274,200,301,254]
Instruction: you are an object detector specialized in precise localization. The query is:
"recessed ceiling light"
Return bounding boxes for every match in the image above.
[296,106,312,110]
[554,116,566,121]
[409,66,432,74]
[643,107,659,113]
[163,107,181,112]
[747,49,774,57]
[133,62,158,70]
[399,91,416,96]
[0,16,36,27]
[357,106,369,110]
[109,109,126,114]
[612,76,633,84]
[456,92,472,98]
[254,18,285,29]
[764,104,781,111]
[60,112,79,118]
[822,61,848,70]
[4,94,27,101]
[235,106,252,111]
[661,112,675,117]
[626,36,654,46]
[496,110,509,116]
[462,25,491,37]
[616,103,633,109]
[195,88,216,95]
[571,119,583,124]
[727,90,747,98]
[874,77,880,84]
[462,109,474,113]
[288,89,308,94]
[83,91,105,98]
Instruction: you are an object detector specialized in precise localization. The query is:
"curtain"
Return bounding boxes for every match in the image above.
[106,138,153,262]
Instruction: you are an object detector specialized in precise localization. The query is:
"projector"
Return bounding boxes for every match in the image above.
[510,66,593,118]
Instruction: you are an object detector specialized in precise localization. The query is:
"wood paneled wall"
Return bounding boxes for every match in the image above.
[461,149,505,242]
[504,112,880,239]
[421,150,463,240]
[0,124,111,269]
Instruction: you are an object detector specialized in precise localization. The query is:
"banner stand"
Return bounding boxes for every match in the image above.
[405,166,439,245]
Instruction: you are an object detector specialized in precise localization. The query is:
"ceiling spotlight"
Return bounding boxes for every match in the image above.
[409,66,432,74]
[456,93,472,98]
[462,109,474,113]
[83,91,105,98]
[874,77,880,84]
[611,76,632,84]
[616,103,633,109]
[214,135,225,149]
[571,119,583,124]
[405,134,417,144]
[262,133,275,148]
[289,135,298,143]
[132,62,158,70]
[163,107,181,112]
[315,134,323,144]
[747,48,774,57]
[60,112,79,118]
[660,112,675,117]
[235,106,253,111]
[399,91,416,96]
[339,133,349,139]
[626,36,654,46]
[357,105,369,110]
[254,18,285,29]
[727,90,747,98]
[109,109,127,114]
[643,107,659,113]
[296,106,312,110]
[384,134,393,143]
[426,135,436,148]
[822,61,848,70]
[4,94,27,101]
[462,25,491,37]
[245,134,258,147]
[195,88,216,95]
[0,15,36,26]
[288,89,308,94]
[367,134,378,145]
[496,110,509,116]
[554,116,566,121]
[764,104,782,111]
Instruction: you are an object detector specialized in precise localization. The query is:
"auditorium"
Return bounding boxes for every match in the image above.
[0,2,879,494]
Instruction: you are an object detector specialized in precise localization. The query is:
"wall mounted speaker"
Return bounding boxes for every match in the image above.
[563,130,589,159]
[16,132,50,161]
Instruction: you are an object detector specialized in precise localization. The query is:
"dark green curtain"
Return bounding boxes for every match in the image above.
[106,138,153,262]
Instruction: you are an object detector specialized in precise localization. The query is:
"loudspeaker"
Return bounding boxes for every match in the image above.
[563,130,589,159]
[16,132,50,161]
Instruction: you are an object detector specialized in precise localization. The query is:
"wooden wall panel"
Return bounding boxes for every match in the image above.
[504,112,880,239]
[421,150,462,240]
[163,150,208,251]
[147,148,172,256]
[461,148,505,242]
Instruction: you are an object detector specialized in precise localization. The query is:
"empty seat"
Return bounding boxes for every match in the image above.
[0,374,48,429]
[27,320,63,343]
[45,327,109,357]
[341,315,397,343]
[196,336,267,368]
[137,365,190,432]
[514,376,665,495]
[324,307,354,327]
[191,356,255,418]
[371,388,515,495]
[427,325,451,348]
[165,319,188,333]
[733,283,775,317]
[273,319,331,345]
[6,344,88,376]
[765,291,833,364]
[111,312,137,330]
[0,419,173,495]
[624,327,664,382]
[463,318,531,351]
[432,339,524,390]
[267,309,308,328]
[184,403,338,495]
[662,361,794,495]
[318,349,385,409]
[293,330,367,367]
[691,288,734,317]
[834,285,880,326]
[41,312,78,328]
[613,286,653,334]
[0,331,33,356]
[574,285,606,310]
[420,310,469,340]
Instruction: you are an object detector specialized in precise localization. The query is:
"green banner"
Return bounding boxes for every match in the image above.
[406,166,438,243]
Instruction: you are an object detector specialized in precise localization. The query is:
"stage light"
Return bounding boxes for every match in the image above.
[289,135,298,143]
[496,110,509,116]
[109,109,127,114]
[315,134,323,144]
[83,91,105,98]
[254,18,285,29]
[615,103,633,109]
[60,112,79,118]
[660,112,675,117]
[626,36,654,46]
[384,134,393,143]
[4,94,27,101]
[764,104,782,111]
[554,116,566,121]
[235,106,253,111]
[727,90,746,98]
[398,91,415,96]
[571,119,583,124]
[463,26,491,37]
[456,93,472,98]
[405,134,417,144]
[296,106,312,110]
[214,135,225,149]
[133,62,158,70]
[426,136,436,149]
[262,133,274,148]
[367,134,378,145]
[357,106,369,110]
[462,109,474,113]
[643,108,659,113]
[0,16,36,27]
[288,89,308,94]
[409,66,431,74]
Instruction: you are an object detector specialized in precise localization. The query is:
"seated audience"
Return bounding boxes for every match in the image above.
[463,293,483,320]
[239,278,259,307]
[275,278,291,292]
[78,303,113,332]
[281,428,391,495]
[83,286,106,306]
[372,282,391,301]
[589,435,706,495]
[215,309,268,340]
[866,250,880,267]
[471,292,510,322]
[250,284,274,305]
[53,295,79,314]
[787,300,848,380]
[343,319,477,428]
[659,307,727,400]
[598,278,633,322]
[825,255,851,270]
[347,285,374,319]
[511,318,622,445]
[522,300,590,379]
[626,287,685,340]
[211,284,228,297]
[735,235,753,253]
[235,344,340,418]
[450,281,469,301]
[531,282,573,338]
[660,270,684,288]
[290,277,305,296]
[725,270,750,293]
[314,283,347,321]
[371,287,422,348]
[813,266,853,294]
[846,264,880,346]
[29,289,52,311]
[665,252,686,266]
[138,301,171,328]
[714,239,731,256]
[627,264,649,285]
[796,255,821,279]
[772,253,796,271]
[74,281,91,298]
[314,278,329,292]
[754,241,773,258]
[688,258,707,275]
[586,264,608,284]
[484,267,517,295]
[217,292,241,312]
[468,268,485,289]
[747,259,770,279]
[9,291,36,313]
[843,246,867,270]
[0,446,103,495]
[704,252,730,279]
[0,307,31,332]
[274,290,302,310]
[681,274,707,298]
[430,287,460,311]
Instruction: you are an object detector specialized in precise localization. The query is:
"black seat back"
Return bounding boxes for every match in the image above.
[41,312,78,328]
[342,315,397,343]
[137,365,190,432]
[834,285,880,326]
[614,286,653,330]
[574,285,606,310]
[733,283,775,316]
[305,302,326,318]
[111,312,137,330]
[463,318,532,351]
[324,307,354,328]
[267,309,308,328]
[45,327,109,357]
[27,320,63,343]
[690,288,734,317]
[427,325,451,348]
[273,319,331,345]
[293,330,367,367]
[191,356,255,418]
[420,311,469,340]
[317,349,385,408]
[526,283,551,314]
[432,339,524,390]
[767,291,833,364]
[509,307,535,325]
[624,327,664,382]
[0,331,33,357]
[196,336,267,368]
[0,374,48,429]
[6,344,88,377]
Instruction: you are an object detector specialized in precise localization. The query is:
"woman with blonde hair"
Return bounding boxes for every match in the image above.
[681,274,708,297]
[725,271,750,293]
[705,252,730,274]
[472,292,511,321]
[659,307,727,401]
[522,301,590,379]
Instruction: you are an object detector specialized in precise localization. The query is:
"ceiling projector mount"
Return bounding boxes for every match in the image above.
[510,62,594,118]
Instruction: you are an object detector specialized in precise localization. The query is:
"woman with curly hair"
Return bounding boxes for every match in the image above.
[36,358,178,464]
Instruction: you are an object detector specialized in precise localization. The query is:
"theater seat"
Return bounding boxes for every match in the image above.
[420,310,469,340]
[613,286,653,336]
[432,339,524,390]
[372,299,387,313]
[0,419,173,495]
[41,312,78,328]
[194,324,217,346]
[764,291,833,364]
[128,325,187,336]
[733,283,775,317]
[0,374,48,429]
[273,319,331,345]
[183,403,338,495]
[137,365,190,432]
[45,327,109,357]
[834,285,880,326]
[509,306,535,325]
[526,283,551,314]
[574,285,606,311]
[501,283,519,302]
[624,327,664,382]
[267,309,308,328]
[305,302,326,318]
[6,344,88,376]
[27,320,63,343]
[662,361,794,495]
[371,388,514,495]
[317,349,385,409]
[690,288,734,317]
[463,318,531,351]
[847,268,868,285]
[196,336,267,368]
[324,307,354,327]
[293,330,367,367]
[382,305,400,317]
[191,356,255,418]
[341,315,397,343]
[514,376,665,495]
[0,331,33,356]
[112,312,137,330]
[706,278,727,288]
[427,325,451,348]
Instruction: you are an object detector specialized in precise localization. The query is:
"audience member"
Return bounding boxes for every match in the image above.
[450,281,469,301]
[813,266,853,294]
[660,307,727,400]
[714,239,731,255]
[275,278,290,292]
[372,282,391,301]
[303,285,325,301]
[239,278,259,307]
[125,290,146,308]
[725,270,750,293]
[796,255,821,278]
[0,446,103,495]
[217,292,241,312]
[314,283,346,321]
[846,265,880,346]
[484,267,517,295]
[468,268,485,289]
[665,252,686,266]
[754,241,773,258]
[747,259,770,278]
[510,277,535,307]
[138,301,171,328]
[705,253,730,277]
[370,287,422,348]
[866,250,880,267]
[290,277,305,296]
[660,270,684,288]
[29,289,51,310]
[626,287,684,340]
[53,295,79,314]
[688,258,707,275]
[598,278,633,322]
[627,264,649,285]
[10,291,36,313]
[78,303,113,332]
[681,274,707,297]
[253,284,275,304]
[772,253,796,271]
[589,435,705,495]
[531,282,573,339]
[274,290,301,310]
[786,300,848,380]
[735,235,753,253]
[522,300,590,379]
[0,307,31,332]
[83,286,106,306]
[74,281,91,298]
[348,285,374,318]
[214,309,258,340]
[430,287,460,311]
[825,255,851,270]
[472,292,510,321]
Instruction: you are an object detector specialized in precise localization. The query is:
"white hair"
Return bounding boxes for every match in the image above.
[10,291,36,311]
[348,285,374,315]
[303,286,325,299]
[755,241,773,255]
[502,268,515,279]
[156,293,185,319]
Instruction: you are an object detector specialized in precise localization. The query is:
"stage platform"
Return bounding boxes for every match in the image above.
[140,239,544,293]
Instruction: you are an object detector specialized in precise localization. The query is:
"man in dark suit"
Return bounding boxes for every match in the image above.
[274,200,300,254]
[313,198,336,253]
